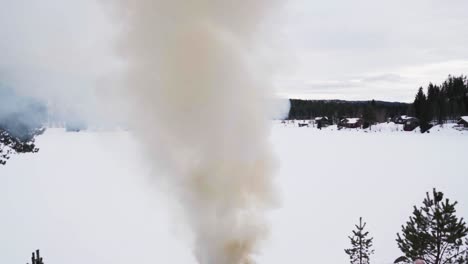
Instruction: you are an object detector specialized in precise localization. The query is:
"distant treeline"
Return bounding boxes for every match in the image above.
[288,75,468,124]
[288,99,409,123]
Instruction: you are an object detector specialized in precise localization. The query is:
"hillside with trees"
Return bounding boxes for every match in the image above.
[0,86,47,165]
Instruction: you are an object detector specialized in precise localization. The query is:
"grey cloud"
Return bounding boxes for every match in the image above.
[360,74,407,83]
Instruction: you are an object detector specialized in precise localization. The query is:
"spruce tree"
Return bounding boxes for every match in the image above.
[427,83,439,123]
[414,87,431,123]
[363,101,377,129]
[396,189,468,264]
[345,217,375,264]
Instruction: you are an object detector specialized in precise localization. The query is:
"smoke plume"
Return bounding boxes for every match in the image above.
[113,1,280,263]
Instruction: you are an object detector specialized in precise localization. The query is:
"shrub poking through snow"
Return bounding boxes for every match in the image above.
[27,250,44,264]
[396,189,468,264]
[345,217,375,264]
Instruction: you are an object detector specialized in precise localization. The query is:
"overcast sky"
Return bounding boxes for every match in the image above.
[1,0,468,103]
[273,0,468,101]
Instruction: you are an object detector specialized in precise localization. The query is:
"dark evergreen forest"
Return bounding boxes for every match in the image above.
[412,75,468,124]
[288,75,468,125]
[288,99,409,123]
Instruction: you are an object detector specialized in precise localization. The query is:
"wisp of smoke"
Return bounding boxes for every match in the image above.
[112,1,281,263]
[0,86,46,139]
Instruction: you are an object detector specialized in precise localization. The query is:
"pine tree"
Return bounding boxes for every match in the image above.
[396,189,468,264]
[345,217,375,264]
[464,239,468,263]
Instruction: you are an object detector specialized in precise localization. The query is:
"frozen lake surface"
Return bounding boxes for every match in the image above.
[1,124,467,264]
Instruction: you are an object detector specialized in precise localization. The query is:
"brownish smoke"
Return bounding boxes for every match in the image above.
[112,1,279,263]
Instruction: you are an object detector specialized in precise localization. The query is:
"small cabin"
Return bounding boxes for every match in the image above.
[457,116,468,128]
[339,118,362,128]
[394,115,414,124]
[403,117,420,131]
[314,117,330,128]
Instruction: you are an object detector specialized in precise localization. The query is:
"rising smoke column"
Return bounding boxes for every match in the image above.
[114,1,279,263]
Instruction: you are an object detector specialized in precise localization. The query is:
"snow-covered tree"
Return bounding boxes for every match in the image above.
[345,217,375,264]
[0,127,43,165]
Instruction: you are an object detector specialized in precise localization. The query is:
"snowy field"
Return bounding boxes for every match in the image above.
[1,124,467,264]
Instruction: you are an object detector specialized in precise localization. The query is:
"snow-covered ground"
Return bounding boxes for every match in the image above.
[283,120,468,135]
[1,125,467,264]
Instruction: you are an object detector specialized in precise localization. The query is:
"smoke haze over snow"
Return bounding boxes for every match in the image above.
[111,1,283,263]
[0,0,122,127]
[0,86,46,138]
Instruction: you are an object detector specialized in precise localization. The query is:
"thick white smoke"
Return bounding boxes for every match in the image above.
[112,1,281,264]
